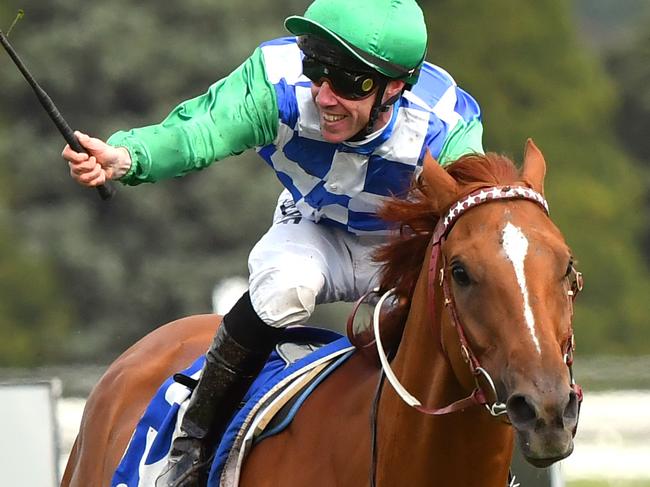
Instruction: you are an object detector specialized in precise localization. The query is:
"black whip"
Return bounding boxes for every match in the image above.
[0,13,115,200]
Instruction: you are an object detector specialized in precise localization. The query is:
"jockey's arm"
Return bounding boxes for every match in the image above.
[438,116,484,165]
[435,85,485,166]
[108,47,279,186]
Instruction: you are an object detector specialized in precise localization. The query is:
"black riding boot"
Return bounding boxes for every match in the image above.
[155,292,282,487]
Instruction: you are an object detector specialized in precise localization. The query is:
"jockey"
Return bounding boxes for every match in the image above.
[62,0,484,485]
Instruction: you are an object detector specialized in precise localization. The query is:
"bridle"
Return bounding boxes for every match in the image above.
[360,184,584,487]
[370,185,584,417]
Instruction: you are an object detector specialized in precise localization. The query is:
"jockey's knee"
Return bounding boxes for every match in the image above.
[249,266,325,328]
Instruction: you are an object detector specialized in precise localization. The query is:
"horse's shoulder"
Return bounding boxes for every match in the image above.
[293,351,379,418]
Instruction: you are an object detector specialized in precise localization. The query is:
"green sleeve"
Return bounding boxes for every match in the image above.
[108,48,279,185]
[438,118,484,166]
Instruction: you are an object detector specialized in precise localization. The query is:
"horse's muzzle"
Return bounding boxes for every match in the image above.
[506,388,580,467]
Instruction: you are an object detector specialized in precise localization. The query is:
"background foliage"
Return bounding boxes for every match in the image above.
[0,0,648,366]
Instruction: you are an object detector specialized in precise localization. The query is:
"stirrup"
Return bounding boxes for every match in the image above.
[155,437,213,487]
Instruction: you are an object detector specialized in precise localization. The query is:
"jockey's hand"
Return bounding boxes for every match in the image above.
[62,131,132,187]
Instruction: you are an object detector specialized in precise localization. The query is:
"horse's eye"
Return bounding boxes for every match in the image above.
[451,263,471,287]
[565,259,574,277]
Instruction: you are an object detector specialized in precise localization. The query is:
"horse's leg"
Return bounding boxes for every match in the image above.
[61,315,219,487]
[60,436,80,487]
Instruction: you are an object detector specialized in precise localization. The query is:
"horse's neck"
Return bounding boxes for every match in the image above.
[375,253,513,486]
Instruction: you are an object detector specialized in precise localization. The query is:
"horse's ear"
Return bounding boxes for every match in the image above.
[421,150,459,213]
[521,138,546,195]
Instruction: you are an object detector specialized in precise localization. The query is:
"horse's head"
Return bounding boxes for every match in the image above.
[421,140,582,467]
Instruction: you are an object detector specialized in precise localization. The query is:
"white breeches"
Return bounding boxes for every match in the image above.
[248,191,386,328]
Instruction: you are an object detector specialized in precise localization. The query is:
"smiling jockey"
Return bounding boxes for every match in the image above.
[62,0,484,485]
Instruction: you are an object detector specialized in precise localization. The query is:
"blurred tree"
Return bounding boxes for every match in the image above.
[607,31,650,162]
[0,0,647,364]
[0,3,73,365]
[606,28,650,264]
[0,0,309,362]
[572,0,650,49]
[0,216,73,366]
[420,0,650,354]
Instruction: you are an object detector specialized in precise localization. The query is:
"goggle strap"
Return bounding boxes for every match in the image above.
[365,79,389,136]
[379,92,401,111]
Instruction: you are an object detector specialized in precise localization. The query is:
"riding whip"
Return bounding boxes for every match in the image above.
[0,12,115,200]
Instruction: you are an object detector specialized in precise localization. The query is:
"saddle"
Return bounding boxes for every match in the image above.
[111,326,354,487]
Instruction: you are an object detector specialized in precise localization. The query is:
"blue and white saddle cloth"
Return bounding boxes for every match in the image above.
[111,326,355,487]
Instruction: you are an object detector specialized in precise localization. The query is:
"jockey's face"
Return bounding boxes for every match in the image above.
[311,79,405,143]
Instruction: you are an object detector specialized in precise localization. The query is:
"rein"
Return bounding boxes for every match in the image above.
[369,185,584,416]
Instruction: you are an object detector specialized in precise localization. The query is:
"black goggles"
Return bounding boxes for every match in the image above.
[302,55,379,100]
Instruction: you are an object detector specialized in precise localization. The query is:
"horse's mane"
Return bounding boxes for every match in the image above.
[369,152,520,345]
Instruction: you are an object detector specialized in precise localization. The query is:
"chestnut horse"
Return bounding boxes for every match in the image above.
[62,139,582,487]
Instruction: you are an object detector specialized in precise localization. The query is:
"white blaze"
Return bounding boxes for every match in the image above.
[502,222,541,354]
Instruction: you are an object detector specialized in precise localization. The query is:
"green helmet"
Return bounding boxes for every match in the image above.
[285,0,427,85]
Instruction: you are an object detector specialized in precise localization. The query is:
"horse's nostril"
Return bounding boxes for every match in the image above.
[564,390,579,420]
[506,394,538,427]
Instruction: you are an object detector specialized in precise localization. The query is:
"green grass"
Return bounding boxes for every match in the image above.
[568,480,650,487]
